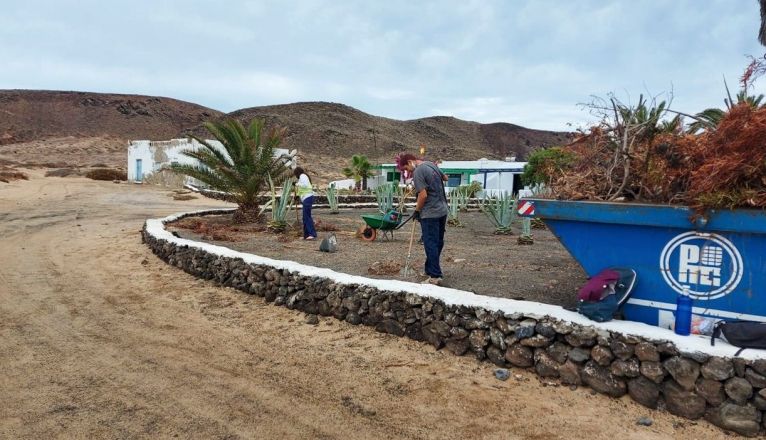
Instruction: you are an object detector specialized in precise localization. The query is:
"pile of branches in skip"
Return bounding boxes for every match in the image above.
[525,89,766,214]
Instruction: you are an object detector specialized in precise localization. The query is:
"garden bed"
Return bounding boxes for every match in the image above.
[167,208,587,310]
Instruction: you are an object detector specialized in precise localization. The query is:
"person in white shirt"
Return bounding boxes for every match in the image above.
[293,167,316,240]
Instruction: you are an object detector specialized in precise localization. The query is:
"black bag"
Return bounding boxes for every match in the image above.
[711,320,766,356]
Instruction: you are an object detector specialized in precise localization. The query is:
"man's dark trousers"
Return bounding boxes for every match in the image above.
[420,215,446,278]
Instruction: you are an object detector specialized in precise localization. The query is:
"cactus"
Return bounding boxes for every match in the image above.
[375,182,396,213]
[447,190,464,227]
[326,183,339,214]
[518,217,534,244]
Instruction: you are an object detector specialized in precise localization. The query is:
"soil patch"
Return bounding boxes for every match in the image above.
[169,209,587,309]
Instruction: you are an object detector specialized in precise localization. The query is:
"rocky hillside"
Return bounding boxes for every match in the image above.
[198,102,568,162]
[0,90,222,146]
[0,91,569,175]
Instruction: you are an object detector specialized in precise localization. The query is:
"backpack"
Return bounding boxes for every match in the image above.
[711,320,766,356]
[577,268,636,322]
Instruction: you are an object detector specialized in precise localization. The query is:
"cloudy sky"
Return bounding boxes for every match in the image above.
[2,0,764,131]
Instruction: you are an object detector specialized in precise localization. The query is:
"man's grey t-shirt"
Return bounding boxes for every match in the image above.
[413,161,449,219]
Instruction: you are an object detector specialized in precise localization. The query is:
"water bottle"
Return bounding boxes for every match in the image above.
[675,287,693,336]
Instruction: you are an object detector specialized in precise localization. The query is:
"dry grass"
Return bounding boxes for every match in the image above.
[171,217,268,242]
[45,168,82,178]
[0,168,28,183]
[85,168,127,181]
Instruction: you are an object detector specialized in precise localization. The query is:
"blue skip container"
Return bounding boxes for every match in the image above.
[519,199,766,327]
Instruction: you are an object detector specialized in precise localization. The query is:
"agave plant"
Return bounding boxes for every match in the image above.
[447,190,463,227]
[261,175,293,232]
[326,183,340,214]
[454,185,471,212]
[480,192,518,234]
[375,182,396,213]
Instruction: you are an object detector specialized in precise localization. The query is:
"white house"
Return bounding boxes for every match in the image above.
[127,138,295,184]
[371,157,527,196]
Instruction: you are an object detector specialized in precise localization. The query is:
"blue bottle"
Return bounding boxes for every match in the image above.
[675,287,693,336]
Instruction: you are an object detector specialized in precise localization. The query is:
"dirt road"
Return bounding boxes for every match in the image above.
[0,172,720,439]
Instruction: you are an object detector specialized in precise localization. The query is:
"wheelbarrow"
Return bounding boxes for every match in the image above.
[359,209,415,241]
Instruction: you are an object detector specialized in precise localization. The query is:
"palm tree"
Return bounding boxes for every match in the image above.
[760,0,766,46]
[342,154,375,191]
[172,118,293,223]
[687,90,765,134]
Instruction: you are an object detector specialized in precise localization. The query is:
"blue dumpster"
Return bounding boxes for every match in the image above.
[519,199,766,327]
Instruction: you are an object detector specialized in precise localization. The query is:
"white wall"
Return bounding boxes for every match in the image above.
[471,172,517,197]
[328,178,356,190]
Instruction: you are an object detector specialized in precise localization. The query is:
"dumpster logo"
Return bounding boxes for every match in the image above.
[660,232,743,300]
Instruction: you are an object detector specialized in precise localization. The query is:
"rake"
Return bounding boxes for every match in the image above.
[401,216,418,277]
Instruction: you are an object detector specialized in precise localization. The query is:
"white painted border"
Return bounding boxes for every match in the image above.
[145,208,766,360]
[627,298,766,322]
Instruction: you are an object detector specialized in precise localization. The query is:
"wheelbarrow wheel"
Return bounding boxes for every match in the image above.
[360,226,377,241]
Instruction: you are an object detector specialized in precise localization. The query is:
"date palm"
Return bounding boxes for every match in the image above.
[760,0,766,46]
[172,118,293,223]
[342,154,374,191]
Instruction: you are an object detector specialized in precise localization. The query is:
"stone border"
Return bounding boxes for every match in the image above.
[143,209,766,436]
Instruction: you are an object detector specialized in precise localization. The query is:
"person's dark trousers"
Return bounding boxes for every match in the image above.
[302,196,317,238]
[420,215,446,278]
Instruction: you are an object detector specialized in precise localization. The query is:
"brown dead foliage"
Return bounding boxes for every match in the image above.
[0,169,28,183]
[315,219,339,232]
[686,104,766,211]
[85,168,127,181]
[368,259,403,275]
[171,218,266,242]
[548,103,766,213]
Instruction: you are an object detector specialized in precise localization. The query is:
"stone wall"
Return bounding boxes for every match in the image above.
[143,210,766,437]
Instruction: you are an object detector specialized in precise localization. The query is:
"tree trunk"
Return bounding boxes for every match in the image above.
[362,176,368,191]
[232,203,262,224]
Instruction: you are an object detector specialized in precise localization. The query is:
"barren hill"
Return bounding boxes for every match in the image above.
[202,102,568,163]
[0,90,222,169]
[0,90,222,146]
[0,91,568,177]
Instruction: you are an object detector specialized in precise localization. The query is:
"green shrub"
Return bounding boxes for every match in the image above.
[521,147,574,187]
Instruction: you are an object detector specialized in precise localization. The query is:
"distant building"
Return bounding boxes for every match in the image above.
[127,138,294,184]
[371,157,527,196]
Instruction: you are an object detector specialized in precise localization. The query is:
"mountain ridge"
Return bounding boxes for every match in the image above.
[0,90,570,177]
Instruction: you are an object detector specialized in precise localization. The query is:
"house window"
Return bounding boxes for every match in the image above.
[447,173,462,187]
[387,171,401,182]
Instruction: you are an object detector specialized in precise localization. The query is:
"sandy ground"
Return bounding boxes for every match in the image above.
[0,171,723,439]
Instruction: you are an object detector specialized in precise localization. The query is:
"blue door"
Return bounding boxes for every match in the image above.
[135,159,143,182]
